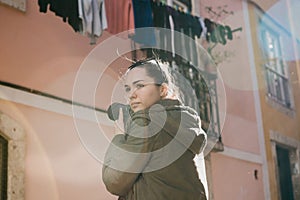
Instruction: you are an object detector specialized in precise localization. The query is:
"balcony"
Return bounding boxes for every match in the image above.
[170,60,224,153]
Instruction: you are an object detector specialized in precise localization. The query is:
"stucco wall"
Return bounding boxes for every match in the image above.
[197,1,266,199]
[0,1,121,199]
[211,153,264,200]
[0,99,117,200]
[0,0,122,109]
[3,0,297,200]
[247,1,300,200]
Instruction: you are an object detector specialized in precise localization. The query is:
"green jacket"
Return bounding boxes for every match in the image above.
[102,99,207,200]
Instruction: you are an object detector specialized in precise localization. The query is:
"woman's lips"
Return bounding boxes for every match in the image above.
[130,102,140,108]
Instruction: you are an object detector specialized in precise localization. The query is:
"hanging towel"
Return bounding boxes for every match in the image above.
[78,0,108,44]
[104,0,135,36]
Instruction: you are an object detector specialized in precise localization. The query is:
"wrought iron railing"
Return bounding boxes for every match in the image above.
[170,61,223,152]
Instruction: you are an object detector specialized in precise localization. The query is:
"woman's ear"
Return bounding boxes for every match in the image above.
[160,83,168,98]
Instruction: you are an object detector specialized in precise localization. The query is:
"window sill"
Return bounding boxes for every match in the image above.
[265,95,295,118]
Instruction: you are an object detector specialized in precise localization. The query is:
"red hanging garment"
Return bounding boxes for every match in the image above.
[104,0,135,36]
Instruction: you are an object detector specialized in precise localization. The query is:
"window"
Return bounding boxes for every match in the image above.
[261,26,292,109]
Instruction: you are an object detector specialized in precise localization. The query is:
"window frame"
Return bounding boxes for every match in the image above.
[259,20,294,110]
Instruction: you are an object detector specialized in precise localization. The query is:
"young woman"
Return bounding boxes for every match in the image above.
[102,58,207,200]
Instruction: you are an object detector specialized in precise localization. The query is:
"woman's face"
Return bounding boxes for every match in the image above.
[124,67,163,113]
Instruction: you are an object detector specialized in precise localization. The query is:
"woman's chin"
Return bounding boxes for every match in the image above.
[131,106,139,113]
[131,105,144,113]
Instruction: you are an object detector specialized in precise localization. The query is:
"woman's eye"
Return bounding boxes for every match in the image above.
[125,87,130,93]
[136,84,145,89]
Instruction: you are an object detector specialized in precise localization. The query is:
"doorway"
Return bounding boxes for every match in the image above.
[276,145,295,200]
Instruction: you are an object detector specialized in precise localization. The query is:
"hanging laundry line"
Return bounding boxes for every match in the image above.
[37,0,241,46]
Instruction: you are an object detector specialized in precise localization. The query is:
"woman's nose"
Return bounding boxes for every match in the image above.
[128,88,137,99]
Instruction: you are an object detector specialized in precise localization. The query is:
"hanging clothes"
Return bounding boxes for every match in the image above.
[204,18,227,45]
[151,2,209,66]
[131,0,156,47]
[38,0,81,32]
[198,17,207,38]
[151,2,172,62]
[78,0,108,44]
[168,7,189,62]
[167,6,202,66]
[104,0,135,36]
[187,15,203,67]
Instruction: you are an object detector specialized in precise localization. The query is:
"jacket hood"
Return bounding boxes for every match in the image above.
[128,99,207,155]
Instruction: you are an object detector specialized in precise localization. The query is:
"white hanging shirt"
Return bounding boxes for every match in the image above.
[78,0,108,44]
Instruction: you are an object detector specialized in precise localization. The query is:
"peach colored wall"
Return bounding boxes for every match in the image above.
[0,99,116,200]
[0,1,123,199]
[1,1,90,97]
[0,0,124,110]
[203,0,261,153]
[199,0,266,199]
[211,153,264,200]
